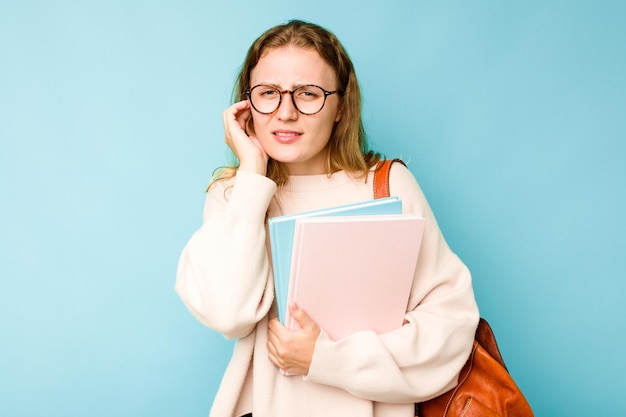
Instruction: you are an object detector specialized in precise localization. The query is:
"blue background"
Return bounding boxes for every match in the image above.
[1,1,624,416]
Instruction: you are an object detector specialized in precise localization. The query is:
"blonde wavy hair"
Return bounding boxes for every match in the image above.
[210,20,380,189]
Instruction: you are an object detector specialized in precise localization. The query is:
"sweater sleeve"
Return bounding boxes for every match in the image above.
[175,170,278,340]
[304,163,479,403]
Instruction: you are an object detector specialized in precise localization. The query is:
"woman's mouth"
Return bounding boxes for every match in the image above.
[272,130,302,144]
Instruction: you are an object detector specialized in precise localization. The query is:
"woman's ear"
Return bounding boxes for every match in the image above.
[334,102,343,122]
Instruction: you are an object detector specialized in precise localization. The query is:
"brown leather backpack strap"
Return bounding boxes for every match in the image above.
[475,318,508,371]
[373,158,406,199]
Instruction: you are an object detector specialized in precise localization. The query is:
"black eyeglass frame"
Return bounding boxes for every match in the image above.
[244,84,344,115]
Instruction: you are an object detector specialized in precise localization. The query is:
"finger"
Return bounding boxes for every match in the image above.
[234,105,251,131]
[266,335,277,357]
[266,342,282,368]
[266,329,287,369]
[268,317,280,329]
[289,303,317,331]
[224,99,250,116]
[267,319,286,347]
[267,317,285,336]
[223,101,251,133]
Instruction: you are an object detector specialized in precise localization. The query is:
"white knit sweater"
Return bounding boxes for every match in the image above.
[176,163,479,417]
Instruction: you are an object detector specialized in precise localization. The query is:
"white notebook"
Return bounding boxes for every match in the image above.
[285,214,425,341]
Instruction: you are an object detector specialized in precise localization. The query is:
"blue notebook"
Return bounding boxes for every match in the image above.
[268,197,402,323]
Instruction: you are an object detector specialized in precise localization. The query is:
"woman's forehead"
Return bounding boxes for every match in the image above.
[250,46,337,88]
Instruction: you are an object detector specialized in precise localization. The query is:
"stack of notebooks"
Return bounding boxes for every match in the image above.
[268,197,425,342]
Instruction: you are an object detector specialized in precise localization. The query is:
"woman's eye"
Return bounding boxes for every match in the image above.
[297,89,320,99]
[260,89,278,97]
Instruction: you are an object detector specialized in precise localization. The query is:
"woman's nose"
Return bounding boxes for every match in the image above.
[276,91,299,120]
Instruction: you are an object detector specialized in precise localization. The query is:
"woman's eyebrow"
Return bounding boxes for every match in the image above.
[253,82,311,90]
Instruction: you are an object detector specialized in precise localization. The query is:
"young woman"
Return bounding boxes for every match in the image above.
[176,20,479,417]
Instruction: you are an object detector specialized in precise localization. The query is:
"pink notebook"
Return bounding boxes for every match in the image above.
[285,214,425,341]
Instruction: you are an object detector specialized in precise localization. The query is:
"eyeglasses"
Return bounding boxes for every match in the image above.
[244,84,343,115]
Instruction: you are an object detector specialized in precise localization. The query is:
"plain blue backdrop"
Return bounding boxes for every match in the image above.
[1,1,624,416]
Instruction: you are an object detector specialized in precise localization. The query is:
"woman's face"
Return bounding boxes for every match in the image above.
[249,46,342,175]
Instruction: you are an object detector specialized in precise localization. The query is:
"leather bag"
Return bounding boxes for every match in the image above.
[373,159,534,417]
